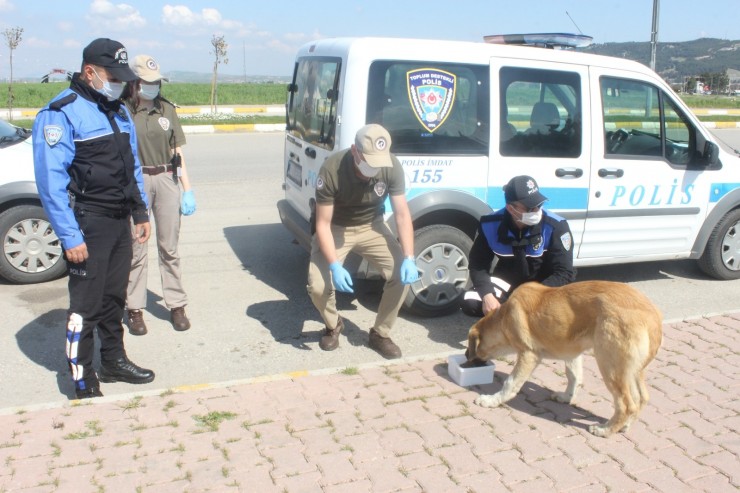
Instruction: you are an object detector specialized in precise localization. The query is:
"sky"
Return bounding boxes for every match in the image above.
[1,0,739,80]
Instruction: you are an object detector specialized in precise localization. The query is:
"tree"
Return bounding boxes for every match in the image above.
[209,35,229,113]
[3,26,23,121]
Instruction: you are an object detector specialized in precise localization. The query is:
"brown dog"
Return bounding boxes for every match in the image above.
[466,281,662,437]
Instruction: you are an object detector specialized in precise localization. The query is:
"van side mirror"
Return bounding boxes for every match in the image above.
[703,141,719,165]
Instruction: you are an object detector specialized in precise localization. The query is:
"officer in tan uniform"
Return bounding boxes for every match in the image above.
[122,55,195,335]
[307,124,418,359]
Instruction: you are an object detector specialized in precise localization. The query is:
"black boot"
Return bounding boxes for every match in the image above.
[74,378,103,399]
[98,356,155,384]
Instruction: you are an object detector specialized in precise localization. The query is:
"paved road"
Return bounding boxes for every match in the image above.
[0,132,738,410]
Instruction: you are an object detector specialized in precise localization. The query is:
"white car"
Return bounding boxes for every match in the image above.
[0,118,65,284]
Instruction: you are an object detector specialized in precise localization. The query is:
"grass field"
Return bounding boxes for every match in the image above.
[3,82,739,129]
[1,82,288,108]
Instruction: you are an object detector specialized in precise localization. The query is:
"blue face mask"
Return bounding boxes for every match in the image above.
[139,84,160,100]
[92,68,124,101]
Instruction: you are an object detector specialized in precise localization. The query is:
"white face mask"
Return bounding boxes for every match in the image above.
[139,84,160,100]
[92,68,124,101]
[519,209,543,226]
[357,159,380,178]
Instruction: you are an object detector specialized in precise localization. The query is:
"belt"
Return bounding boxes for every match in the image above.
[74,205,130,220]
[141,164,173,175]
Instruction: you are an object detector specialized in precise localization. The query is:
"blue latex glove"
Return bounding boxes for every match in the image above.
[181,190,196,216]
[329,261,354,293]
[400,257,419,285]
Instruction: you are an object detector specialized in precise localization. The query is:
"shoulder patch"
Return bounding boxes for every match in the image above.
[43,125,64,146]
[49,93,77,111]
[560,232,572,252]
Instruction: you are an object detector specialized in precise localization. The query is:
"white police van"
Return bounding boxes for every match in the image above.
[277,35,740,316]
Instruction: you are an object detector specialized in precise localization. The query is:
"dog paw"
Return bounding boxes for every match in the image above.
[551,391,573,404]
[588,424,611,438]
[475,394,503,408]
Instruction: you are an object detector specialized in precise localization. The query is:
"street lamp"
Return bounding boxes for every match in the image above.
[650,0,660,71]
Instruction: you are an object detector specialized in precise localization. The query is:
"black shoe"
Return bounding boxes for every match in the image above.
[98,356,155,384]
[75,384,103,400]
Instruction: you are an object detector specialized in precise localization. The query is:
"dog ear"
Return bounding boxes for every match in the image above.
[465,325,479,361]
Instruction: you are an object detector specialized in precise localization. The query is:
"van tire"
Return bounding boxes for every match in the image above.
[698,208,740,280]
[0,205,66,284]
[403,225,473,317]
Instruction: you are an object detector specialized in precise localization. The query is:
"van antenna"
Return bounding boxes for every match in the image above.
[566,11,584,35]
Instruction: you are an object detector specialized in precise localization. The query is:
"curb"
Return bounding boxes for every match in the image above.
[0,349,462,417]
[5,106,740,133]
[2,309,738,417]
[182,123,285,134]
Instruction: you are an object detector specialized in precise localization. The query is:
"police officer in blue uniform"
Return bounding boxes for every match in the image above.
[33,38,155,399]
[462,175,576,317]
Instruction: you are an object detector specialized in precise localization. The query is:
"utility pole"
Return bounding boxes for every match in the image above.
[650,0,659,71]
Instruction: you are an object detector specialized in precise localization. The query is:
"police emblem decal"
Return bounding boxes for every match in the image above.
[374,181,387,197]
[406,68,456,133]
[316,177,324,190]
[561,232,572,251]
[43,125,63,146]
[158,117,170,131]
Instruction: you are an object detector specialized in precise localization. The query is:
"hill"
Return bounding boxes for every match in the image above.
[580,37,740,84]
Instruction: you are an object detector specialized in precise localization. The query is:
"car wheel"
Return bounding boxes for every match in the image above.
[698,208,740,280]
[0,205,66,284]
[403,224,473,317]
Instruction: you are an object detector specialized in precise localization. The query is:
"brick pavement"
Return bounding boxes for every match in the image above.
[0,313,737,492]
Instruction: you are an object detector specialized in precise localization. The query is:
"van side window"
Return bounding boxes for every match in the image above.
[601,77,693,166]
[366,62,489,155]
[287,57,341,150]
[499,67,582,158]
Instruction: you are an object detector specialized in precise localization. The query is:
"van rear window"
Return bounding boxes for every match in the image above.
[287,57,341,150]
[366,61,489,155]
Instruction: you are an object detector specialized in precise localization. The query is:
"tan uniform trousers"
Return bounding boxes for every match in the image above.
[127,172,187,310]
[307,219,409,338]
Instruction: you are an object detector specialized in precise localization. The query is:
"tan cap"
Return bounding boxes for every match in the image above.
[131,54,168,82]
[354,124,393,168]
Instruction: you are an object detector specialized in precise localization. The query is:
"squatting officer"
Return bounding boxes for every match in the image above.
[33,38,155,399]
[462,175,576,317]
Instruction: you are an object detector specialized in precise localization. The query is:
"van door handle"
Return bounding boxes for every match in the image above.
[305,147,317,159]
[598,168,624,178]
[555,168,583,178]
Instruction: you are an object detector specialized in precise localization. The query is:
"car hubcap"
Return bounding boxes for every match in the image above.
[4,218,63,273]
[721,219,740,272]
[409,242,469,308]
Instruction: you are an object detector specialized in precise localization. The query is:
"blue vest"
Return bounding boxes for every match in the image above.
[480,208,563,258]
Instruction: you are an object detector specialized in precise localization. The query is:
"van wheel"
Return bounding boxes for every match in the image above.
[698,208,740,280]
[403,225,473,317]
[0,205,66,284]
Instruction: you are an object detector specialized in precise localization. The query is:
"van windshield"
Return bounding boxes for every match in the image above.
[287,57,341,150]
[366,61,490,155]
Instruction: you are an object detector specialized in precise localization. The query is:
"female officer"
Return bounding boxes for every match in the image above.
[123,54,196,335]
